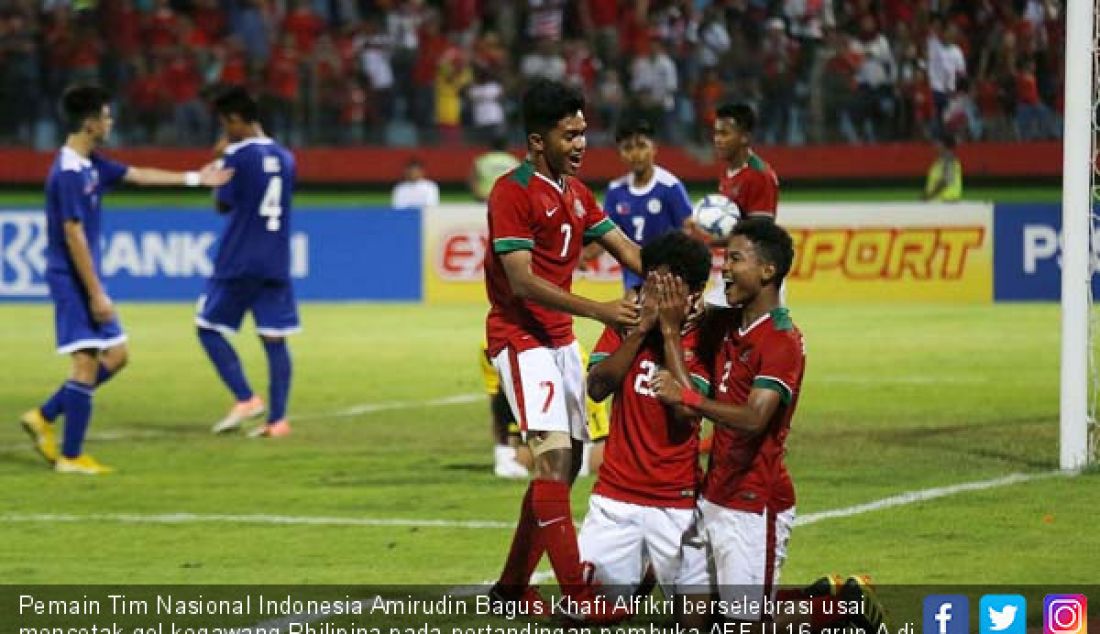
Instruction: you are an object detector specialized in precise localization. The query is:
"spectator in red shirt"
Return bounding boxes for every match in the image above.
[164,49,209,145]
[411,13,447,130]
[193,0,227,41]
[579,0,620,68]
[145,0,179,55]
[126,57,166,144]
[266,35,301,144]
[283,0,325,56]
[1014,57,1053,140]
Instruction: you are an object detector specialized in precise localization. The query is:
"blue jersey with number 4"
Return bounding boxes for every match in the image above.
[214,137,296,281]
[603,166,692,288]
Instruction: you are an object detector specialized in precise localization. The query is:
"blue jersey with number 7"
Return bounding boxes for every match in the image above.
[214,137,296,281]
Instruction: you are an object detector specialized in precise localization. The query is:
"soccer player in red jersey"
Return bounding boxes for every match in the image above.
[714,103,780,220]
[485,78,643,622]
[654,218,802,621]
[578,232,713,601]
[696,103,782,310]
[652,219,886,630]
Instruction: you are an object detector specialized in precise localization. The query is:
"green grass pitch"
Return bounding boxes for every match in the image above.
[1,302,1095,587]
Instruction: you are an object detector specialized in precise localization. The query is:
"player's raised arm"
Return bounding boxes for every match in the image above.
[498,249,639,329]
[123,161,233,187]
[586,275,658,401]
[593,225,642,275]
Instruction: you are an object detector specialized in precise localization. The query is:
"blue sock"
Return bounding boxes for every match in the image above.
[263,339,292,422]
[60,381,94,458]
[42,363,116,423]
[197,328,253,401]
[40,383,67,422]
[95,363,116,387]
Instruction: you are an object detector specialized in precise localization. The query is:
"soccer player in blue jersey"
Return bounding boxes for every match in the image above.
[600,118,693,295]
[19,84,231,474]
[200,86,299,439]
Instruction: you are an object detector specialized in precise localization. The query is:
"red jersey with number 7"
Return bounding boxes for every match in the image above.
[485,160,616,356]
[589,326,712,509]
[718,152,779,218]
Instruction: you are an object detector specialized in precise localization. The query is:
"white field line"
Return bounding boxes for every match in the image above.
[0,466,1069,627]
[816,375,990,385]
[0,512,513,530]
[0,392,485,453]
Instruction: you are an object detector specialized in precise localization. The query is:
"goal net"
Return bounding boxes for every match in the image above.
[1061,0,1098,469]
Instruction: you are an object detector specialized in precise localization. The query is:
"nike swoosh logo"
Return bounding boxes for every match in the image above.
[537,516,567,528]
[545,207,559,217]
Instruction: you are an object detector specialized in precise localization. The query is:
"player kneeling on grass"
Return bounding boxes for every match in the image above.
[20,84,231,475]
[579,232,713,607]
[652,218,886,631]
[199,86,299,438]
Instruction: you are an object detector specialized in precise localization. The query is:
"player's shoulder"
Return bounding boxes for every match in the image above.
[652,165,684,188]
[747,153,779,183]
[606,173,630,193]
[762,308,804,347]
[490,161,536,197]
[58,146,90,173]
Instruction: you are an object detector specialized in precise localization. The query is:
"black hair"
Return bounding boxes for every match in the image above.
[522,78,585,137]
[212,85,260,123]
[615,117,655,143]
[731,217,794,286]
[60,84,110,133]
[715,102,757,133]
[641,232,712,292]
[939,132,957,149]
[488,134,508,151]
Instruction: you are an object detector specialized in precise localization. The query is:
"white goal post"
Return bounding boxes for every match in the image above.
[1060,0,1096,469]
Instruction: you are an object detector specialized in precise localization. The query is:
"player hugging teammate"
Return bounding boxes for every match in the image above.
[482,82,888,628]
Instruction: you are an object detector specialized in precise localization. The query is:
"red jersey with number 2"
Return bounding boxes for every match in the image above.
[703,308,805,513]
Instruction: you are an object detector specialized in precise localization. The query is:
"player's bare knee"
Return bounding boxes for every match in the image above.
[528,431,573,480]
[70,350,99,384]
[259,334,285,345]
[105,344,129,373]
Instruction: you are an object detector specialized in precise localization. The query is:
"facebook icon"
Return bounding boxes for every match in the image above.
[925,595,970,634]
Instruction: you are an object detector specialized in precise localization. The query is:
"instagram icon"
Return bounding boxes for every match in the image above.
[1045,595,1087,634]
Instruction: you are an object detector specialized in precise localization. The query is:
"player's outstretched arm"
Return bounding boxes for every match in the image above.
[124,161,233,187]
[63,220,114,324]
[594,226,643,276]
[499,249,640,329]
[587,275,659,401]
[651,370,780,436]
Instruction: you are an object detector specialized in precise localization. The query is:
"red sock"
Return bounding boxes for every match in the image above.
[530,479,585,595]
[497,483,543,591]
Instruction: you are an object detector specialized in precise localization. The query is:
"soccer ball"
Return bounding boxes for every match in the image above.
[691,194,741,239]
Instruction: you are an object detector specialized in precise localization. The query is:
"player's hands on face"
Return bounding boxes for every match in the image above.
[89,291,116,324]
[637,273,660,333]
[198,161,235,187]
[651,369,682,405]
[657,273,689,331]
[598,297,640,330]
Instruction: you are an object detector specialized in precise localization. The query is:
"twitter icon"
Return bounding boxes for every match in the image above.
[981,595,1027,634]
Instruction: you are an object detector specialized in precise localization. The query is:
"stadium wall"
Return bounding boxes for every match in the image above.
[0,203,1085,303]
[0,141,1063,185]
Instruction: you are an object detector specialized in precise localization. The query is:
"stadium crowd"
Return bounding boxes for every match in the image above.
[0,0,1066,148]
